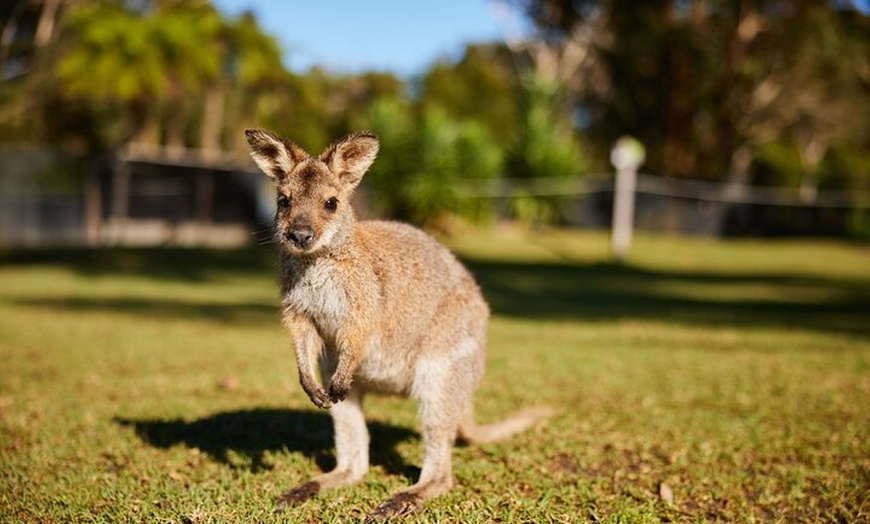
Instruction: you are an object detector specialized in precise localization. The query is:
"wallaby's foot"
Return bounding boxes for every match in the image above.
[365,492,424,522]
[274,480,320,512]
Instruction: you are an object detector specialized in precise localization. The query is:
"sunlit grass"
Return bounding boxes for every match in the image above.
[1,230,868,523]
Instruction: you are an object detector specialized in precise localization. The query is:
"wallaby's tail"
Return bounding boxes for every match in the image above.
[457,405,556,445]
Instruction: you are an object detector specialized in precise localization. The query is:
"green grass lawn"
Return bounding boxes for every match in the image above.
[1,229,868,523]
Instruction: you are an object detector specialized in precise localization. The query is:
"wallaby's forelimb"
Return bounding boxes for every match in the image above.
[284,312,332,409]
[327,322,373,404]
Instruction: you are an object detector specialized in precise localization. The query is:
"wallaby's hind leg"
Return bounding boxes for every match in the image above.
[366,418,455,520]
[368,337,482,520]
[278,388,369,507]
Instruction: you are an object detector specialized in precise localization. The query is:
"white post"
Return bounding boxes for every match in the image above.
[611,166,636,261]
[610,136,645,262]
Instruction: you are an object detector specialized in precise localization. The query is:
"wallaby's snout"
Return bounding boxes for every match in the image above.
[285,220,315,249]
[278,206,328,254]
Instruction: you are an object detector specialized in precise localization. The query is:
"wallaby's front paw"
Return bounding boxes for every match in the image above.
[328,378,352,404]
[300,374,333,410]
[306,387,333,410]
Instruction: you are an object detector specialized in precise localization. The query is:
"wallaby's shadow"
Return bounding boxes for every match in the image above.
[116,408,419,480]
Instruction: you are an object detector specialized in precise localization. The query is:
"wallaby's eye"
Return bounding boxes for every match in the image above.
[325,197,338,211]
[277,195,290,209]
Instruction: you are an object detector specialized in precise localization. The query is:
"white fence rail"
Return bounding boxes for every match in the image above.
[456,173,868,209]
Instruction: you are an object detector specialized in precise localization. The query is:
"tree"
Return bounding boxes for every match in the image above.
[509,0,869,189]
[218,10,284,155]
[419,43,519,143]
[151,0,225,151]
[419,40,591,225]
[54,1,168,147]
[731,3,869,199]
[362,97,503,226]
[15,0,287,159]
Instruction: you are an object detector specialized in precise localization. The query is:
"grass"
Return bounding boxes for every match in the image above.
[1,228,868,523]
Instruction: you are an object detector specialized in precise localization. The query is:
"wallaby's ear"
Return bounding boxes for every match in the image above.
[320,132,379,189]
[244,128,308,181]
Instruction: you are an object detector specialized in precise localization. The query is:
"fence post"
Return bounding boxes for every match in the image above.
[610,136,645,262]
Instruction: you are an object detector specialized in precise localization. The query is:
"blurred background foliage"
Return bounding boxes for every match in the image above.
[0,0,867,229]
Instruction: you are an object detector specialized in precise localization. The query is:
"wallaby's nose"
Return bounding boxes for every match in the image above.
[286,227,314,247]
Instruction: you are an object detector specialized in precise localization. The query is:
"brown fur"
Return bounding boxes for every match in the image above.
[245,128,553,519]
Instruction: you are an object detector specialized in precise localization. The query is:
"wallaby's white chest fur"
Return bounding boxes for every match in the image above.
[281,258,349,342]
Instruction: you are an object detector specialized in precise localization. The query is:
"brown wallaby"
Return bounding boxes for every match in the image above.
[245,128,552,520]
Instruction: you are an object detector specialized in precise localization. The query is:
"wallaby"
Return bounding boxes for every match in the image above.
[245,128,552,520]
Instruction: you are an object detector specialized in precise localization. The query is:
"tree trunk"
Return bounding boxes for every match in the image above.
[0,2,24,75]
[84,159,103,246]
[798,134,824,204]
[200,83,225,161]
[35,0,62,48]
[165,110,186,159]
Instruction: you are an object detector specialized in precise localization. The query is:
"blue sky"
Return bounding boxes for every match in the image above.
[211,1,870,77]
[211,0,526,77]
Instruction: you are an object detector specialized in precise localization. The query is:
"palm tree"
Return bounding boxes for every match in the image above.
[219,11,285,154]
[55,1,170,144]
[151,0,223,153]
